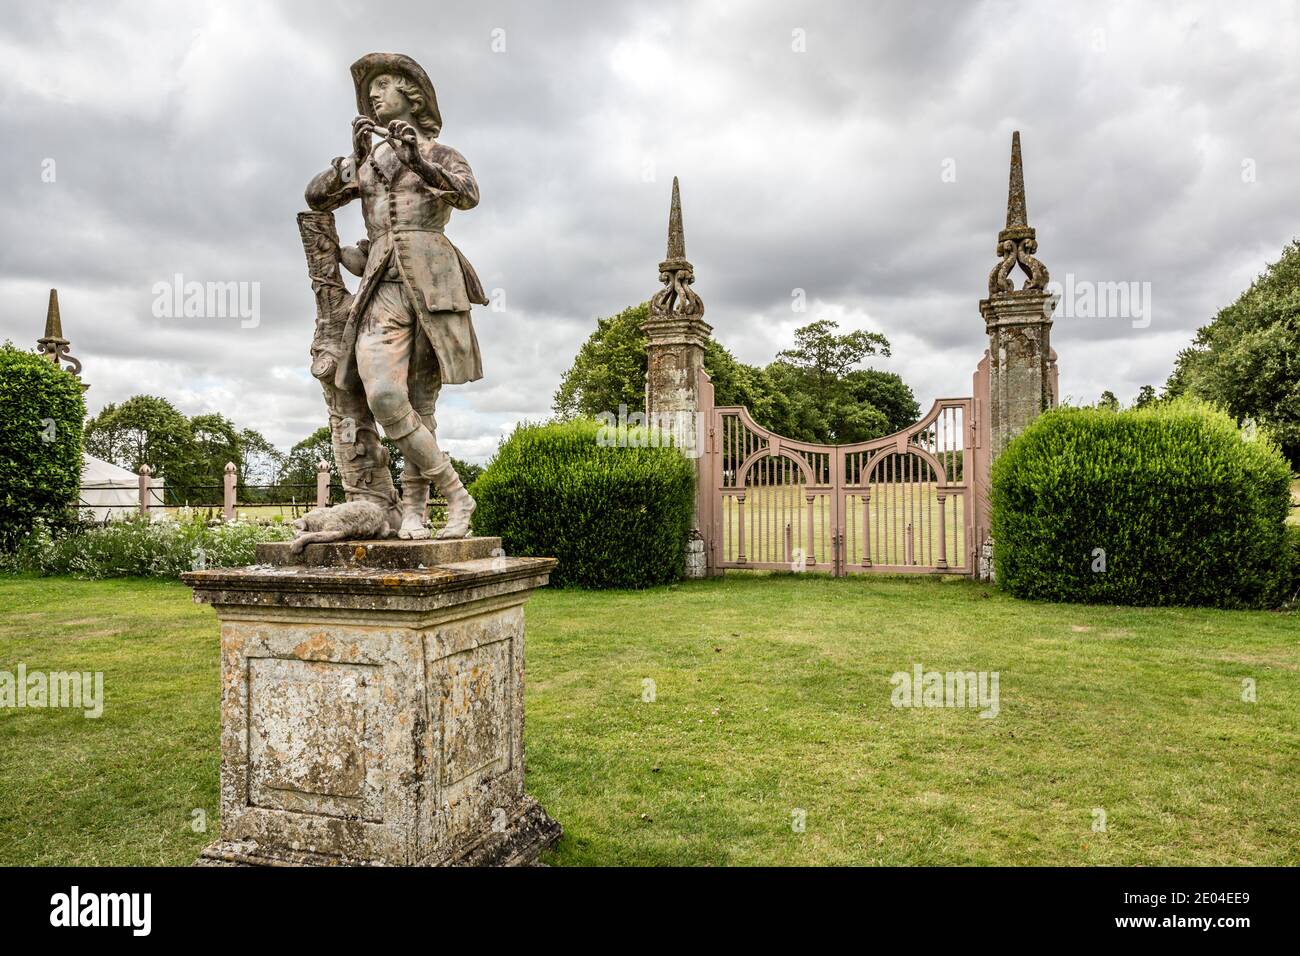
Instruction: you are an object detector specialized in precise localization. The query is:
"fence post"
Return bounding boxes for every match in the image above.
[223,462,237,521]
[138,464,151,516]
[316,460,331,509]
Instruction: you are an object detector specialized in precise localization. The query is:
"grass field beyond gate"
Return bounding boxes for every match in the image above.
[0,572,1296,866]
[719,483,968,570]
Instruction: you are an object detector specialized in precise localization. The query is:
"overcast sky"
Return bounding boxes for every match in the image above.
[2,1,1298,462]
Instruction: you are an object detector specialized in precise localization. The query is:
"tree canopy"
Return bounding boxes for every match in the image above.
[553,306,919,445]
[85,396,281,503]
[1166,239,1300,466]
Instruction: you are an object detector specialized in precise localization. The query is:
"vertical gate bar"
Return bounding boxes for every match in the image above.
[886,456,892,565]
[954,493,960,568]
[818,494,825,568]
[911,454,919,565]
[769,457,775,563]
[884,457,889,565]
[737,494,747,563]
[759,455,769,561]
[830,449,839,576]
[848,487,855,570]
[907,454,914,564]
[784,460,791,564]
[896,455,902,565]
[794,460,800,564]
[941,494,951,567]
[905,454,911,564]
[768,457,774,563]
[806,493,815,567]
[862,489,872,568]
[726,493,732,563]
[928,461,935,566]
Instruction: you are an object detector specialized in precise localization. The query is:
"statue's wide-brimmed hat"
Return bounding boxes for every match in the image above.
[351,52,442,135]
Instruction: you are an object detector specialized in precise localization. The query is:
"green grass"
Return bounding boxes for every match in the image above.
[1,572,1297,865]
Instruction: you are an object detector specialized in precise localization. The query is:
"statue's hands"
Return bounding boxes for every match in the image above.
[339,240,369,277]
[388,120,421,168]
[352,115,375,163]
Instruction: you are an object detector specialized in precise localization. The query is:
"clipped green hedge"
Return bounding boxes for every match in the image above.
[0,343,86,552]
[991,399,1293,608]
[470,419,695,588]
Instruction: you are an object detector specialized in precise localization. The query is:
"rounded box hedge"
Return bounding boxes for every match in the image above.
[991,399,1293,608]
[470,418,696,589]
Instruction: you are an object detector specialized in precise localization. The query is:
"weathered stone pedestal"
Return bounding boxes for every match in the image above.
[181,536,561,867]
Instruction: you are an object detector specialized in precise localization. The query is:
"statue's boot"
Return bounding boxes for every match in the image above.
[374,406,440,540]
[397,474,431,540]
[374,404,472,540]
[427,457,476,540]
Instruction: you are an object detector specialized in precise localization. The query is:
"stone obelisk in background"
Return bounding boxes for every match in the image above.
[972,131,1060,579]
[643,177,714,577]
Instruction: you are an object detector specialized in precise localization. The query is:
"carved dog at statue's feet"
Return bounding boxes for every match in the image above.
[289,500,395,553]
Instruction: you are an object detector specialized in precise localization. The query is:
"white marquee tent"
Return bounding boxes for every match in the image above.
[79,453,164,521]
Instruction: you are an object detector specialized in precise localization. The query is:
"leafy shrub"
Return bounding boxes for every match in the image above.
[4,512,294,579]
[470,419,696,588]
[0,343,86,552]
[992,399,1293,608]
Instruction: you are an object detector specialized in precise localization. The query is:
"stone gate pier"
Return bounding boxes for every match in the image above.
[971,131,1060,581]
[642,177,715,578]
[182,537,561,866]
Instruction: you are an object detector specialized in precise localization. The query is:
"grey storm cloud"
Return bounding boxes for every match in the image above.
[1,0,1298,460]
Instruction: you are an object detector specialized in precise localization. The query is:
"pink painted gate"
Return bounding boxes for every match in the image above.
[700,378,980,576]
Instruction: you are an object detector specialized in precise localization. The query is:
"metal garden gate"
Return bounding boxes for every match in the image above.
[700,392,977,576]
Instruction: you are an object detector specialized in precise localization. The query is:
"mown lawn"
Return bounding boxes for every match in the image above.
[0,571,1296,866]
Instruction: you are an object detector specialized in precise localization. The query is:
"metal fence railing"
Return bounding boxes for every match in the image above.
[66,464,447,521]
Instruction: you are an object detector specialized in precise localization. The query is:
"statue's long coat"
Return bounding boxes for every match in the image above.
[306,138,488,387]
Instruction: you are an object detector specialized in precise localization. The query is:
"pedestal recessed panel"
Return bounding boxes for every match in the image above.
[438,637,512,787]
[247,657,383,821]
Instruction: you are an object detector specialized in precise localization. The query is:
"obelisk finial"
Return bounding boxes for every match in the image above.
[989,132,1048,295]
[665,176,686,263]
[650,176,703,319]
[1005,131,1027,231]
[43,288,64,341]
[36,288,82,377]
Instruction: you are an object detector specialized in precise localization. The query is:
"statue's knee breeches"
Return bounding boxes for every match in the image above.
[364,390,418,441]
[353,280,445,445]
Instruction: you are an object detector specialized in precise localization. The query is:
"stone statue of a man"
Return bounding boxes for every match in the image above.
[305,52,485,540]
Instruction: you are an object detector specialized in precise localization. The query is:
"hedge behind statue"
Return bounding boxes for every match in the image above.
[471,419,695,588]
[991,398,1293,608]
[0,343,86,552]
